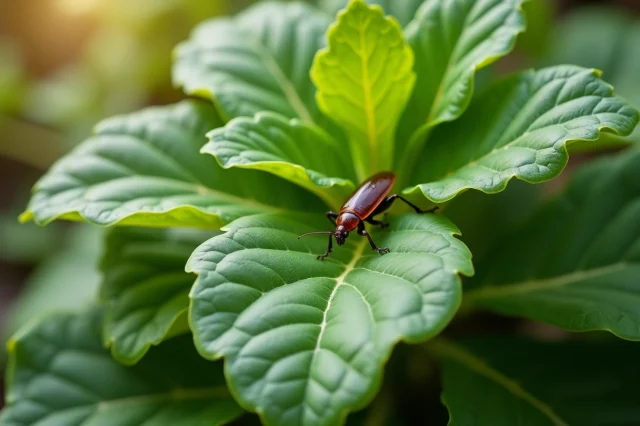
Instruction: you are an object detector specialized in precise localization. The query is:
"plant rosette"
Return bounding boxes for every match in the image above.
[3,1,639,426]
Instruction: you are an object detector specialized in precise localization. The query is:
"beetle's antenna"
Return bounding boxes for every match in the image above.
[298,231,333,239]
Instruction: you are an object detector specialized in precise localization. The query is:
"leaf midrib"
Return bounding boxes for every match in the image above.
[75,175,284,214]
[433,339,569,426]
[358,19,379,172]
[302,239,369,423]
[255,38,315,124]
[95,386,230,412]
[467,262,630,301]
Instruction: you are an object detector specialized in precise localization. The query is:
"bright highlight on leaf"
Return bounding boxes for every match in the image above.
[405,66,640,202]
[20,101,322,229]
[396,0,526,173]
[465,146,640,339]
[188,212,473,426]
[101,227,213,365]
[203,112,356,206]
[0,310,244,426]
[311,0,415,180]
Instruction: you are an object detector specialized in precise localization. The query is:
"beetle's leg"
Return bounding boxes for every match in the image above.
[357,221,389,255]
[379,194,438,214]
[317,233,333,260]
[365,217,389,229]
[325,211,339,226]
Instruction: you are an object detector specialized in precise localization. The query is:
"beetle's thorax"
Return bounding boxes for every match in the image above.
[336,212,359,232]
[334,212,359,246]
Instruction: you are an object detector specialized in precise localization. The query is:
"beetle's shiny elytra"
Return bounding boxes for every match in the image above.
[298,171,438,260]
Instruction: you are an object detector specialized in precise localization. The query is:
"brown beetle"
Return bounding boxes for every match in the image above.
[298,171,437,259]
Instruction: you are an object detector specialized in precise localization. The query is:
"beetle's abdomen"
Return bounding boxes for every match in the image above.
[342,171,395,219]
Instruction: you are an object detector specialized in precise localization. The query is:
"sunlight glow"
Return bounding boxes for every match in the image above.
[56,0,105,15]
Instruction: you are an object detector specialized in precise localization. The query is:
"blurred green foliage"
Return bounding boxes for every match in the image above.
[0,40,26,114]
[22,0,229,140]
[546,6,640,145]
[0,0,229,349]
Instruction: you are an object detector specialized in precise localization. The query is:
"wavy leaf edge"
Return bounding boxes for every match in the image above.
[185,212,474,426]
[404,67,640,203]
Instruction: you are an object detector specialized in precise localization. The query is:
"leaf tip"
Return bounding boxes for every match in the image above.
[18,210,33,224]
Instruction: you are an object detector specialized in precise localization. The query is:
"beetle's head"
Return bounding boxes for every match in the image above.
[334,225,349,246]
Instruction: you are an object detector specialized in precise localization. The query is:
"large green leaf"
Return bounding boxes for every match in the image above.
[405,66,639,203]
[311,0,415,180]
[464,146,640,339]
[396,0,526,174]
[173,2,331,126]
[319,0,424,28]
[546,7,640,143]
[188,212,473,426]
[101,227,213,365]
[203,112,356,206]
[20,100,322,228]
[434,338,640,426]
[0,309,244,426]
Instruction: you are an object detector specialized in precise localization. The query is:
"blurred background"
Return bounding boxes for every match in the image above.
[0,0,639,412]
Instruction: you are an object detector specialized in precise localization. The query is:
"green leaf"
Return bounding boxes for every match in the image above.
[405,66,640,203]
[546,7,640,143]
[1,226,101,350]
[319,0,424,28]
[101,227,213,365]
[188,212,473,426]
[433,337,640,426]
[203,112,356,206]
[0,309,244,426]
[444,180,541,264]
[465,146,640,339]
[21,100,322,228]
[396,0,526,174]
[173,2,331,126]
[311,0,415,180]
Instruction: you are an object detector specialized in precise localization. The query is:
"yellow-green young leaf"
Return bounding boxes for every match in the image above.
[0,309,244,426]
[434,338,640,426]
[101,227,214,365]
[405,66,640,203]
[465,146,640,340]
[396,0,526,174]
[188,212,473,426]
[20,100,323,228]
[319,0,425,28]
[311,0,415,180]
[203,112,356,206]
[173,2,331,128]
